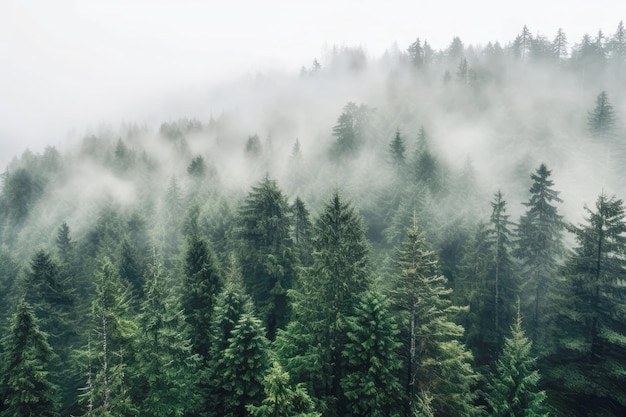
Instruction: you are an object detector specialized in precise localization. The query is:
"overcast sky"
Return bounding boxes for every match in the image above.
[0,0,622,167]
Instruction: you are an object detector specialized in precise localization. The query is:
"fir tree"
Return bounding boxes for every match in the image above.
[548,193,626,415]
[181,206,223,359]
[486,303,549,417]
[515,164,564,347]
[237,176,296,339]
[587,91,617,139]
[131,249,200,417]
[0,299,59,417]
[80,257,137,417]
[391,218,480,417]
[389,128,407,178]
[340,290,403,417]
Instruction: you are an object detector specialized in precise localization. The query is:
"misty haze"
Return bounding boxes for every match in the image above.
[1,4,626,416]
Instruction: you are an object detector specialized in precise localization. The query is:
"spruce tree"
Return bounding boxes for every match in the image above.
[391,218,479,417]
[515,164,564,347]
[238,176,296,339]
[389,128,407,178]
[340,290,403,417]
[587,91,617,139]
[0,299,59,417]
[548,193,626,415]
[486,303,549,417]
[181,206,223,359]
[218,312,270,417]
[131,249,200,417]
[79,257,137,417]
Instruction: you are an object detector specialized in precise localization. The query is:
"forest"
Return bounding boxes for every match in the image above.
[1,21,626,417]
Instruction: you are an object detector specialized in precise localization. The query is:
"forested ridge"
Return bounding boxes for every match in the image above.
[1,22,626,417]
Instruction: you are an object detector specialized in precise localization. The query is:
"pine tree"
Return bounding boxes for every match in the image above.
[391,218,480,417]
[0,299,59,417]
[486,303,549,417]
[131,249,200,417]
[487,191,518,356]
[552,28,568,63]
[292,197,313,266]
[275,191,370,416]
[80,257,137,417]
[548,193,626,415]
[181,206,223,359]
[587,91,617,139]
[515,164,564,347]
[247,361,320,417]
[218,312,270,417]
[340,290,403,417]
[238,176,296,339]
[118,238,144,303]
[205,260,255,417]
[389,128,407,178]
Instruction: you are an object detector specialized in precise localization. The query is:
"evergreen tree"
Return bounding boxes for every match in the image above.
[79,257,137,417]
[552,28,568,63]
[340,290,403,417]
[237,176,296,339]
[515,164,564,347]
[548,193,626,415]
[487,190,518,357]
[56,222,74,266]
[247,361,320,417]
[131,249,200,417]
[0,299,59,417]
[205,259,255,417]
[407,38,424,68]
[486,303,549,417]
[276,191,370,416]
[587,91,617,139]
[389,128,407,178]
[118,238,144,303]
[391,218,479,417]
[292,197,313,266]
[217,312,270,417]
[181,207,223,359]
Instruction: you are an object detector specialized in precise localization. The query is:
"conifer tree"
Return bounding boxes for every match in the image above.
[391,218,479,417]
[217,312,270,417]
[80,257,137,417]
[275,191,370,416]
[587,91,617,139]
[340,290,403,417]
[0,299,59,417]
[181,206,223,359]
[389,128,407,177]
[486,303,549,417]
[548,193,626,415]
[247,361,320,417]
[131,249,200,417]
[118,238,144,303]
[205,259,255,417]
[292,197,313,266]
[516,164,564,347]
[238,176,296,338]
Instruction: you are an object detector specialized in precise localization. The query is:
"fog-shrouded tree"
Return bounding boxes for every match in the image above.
[486,303,549,417]
[587,91,617,138]
[548,193,626,416]
[131,249,200,417]
[553,28,569,63]
[389,128,407,178]
[237,176,296,339]
[275,191,370,416]
[181,205,223,359]
[390,217,480,417]
[0,299,59,417]
[515,164,564,349]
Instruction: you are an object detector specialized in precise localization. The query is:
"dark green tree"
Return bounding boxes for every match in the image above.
[389,128,407,178]
[181,207,223,359]
[79,257,137,417]
[0,299,59,417]
[486,303,549,417]
[515,164,564,347]
[238,176,296,338]
[217,312,270,417]
[329,102,373,161]
[548,193,626,415]
[131,249,200,417]
[275,191,370,416]
[187,155,207,178]
[292,197,313,266]
[118,238,144,303]
[587,91,617,138]
[340,290,403,417]
[391,218,479,417]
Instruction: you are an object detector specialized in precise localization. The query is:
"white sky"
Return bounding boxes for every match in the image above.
[0,0,622,166]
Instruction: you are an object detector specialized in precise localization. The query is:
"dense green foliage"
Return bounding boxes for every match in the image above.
[2,22,626,417]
